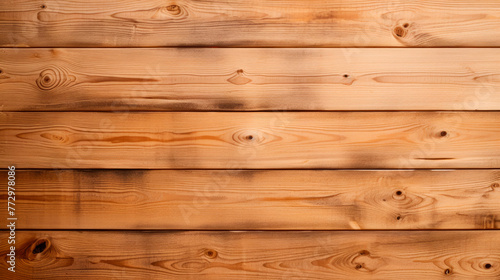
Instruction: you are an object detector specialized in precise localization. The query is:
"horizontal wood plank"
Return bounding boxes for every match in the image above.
[1,231,500,279]
[2,1,500,47]
[2,112,500,169]
[1,170,499,230]
[1,48,500,111]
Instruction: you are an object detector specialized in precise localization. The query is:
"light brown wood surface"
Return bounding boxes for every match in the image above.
[1,170,498,230]
[2,0,500,47]
[1,1,500,279]
[1,48,499,111]
[2,112,500,169]
[1,231,499,279]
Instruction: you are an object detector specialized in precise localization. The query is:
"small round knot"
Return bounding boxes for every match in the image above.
[232,129,263,146]
[403,23,409,28]
[0,69,3,74]
[359,250,369,256]
[36,66,75,91]
[37,68,60,90]
[440,131,448,137]
[490,183,499,188]
[227,69,252,85]
[393,26,407,38]
[392,189,406,201]
[355,264,363,270]
[166,4,181,15]
[205,249,217,259]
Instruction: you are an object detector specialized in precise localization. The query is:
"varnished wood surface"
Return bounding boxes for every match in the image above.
[1,231,499,279]
[2,0,500,47]
[2,1,500,279]
[1,170,498,230]
[1,48,499,111]
[2,112,500,169]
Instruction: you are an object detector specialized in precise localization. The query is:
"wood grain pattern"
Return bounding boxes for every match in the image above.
[1,170,499,230]
[1,231,500,279]
[1,48,500,111]
[2,0,500,47]
[2,112,500,169]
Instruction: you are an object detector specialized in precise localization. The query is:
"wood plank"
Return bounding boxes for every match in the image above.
[2,112,500,169]
[2,1,500,47]
[1,170,499,230]
[1,48,500,111]
[1,231,499,279]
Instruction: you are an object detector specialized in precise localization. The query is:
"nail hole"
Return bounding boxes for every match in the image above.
[403,23,409,28]
[32,240,47,254]
[0,69,3,74]
[343,74,350,78]
[396,215,402,220]
[440,131,447,137]
[444,269,451,275]
[41,4,47,9]
[396,190,402,196]
[485,263,492,269]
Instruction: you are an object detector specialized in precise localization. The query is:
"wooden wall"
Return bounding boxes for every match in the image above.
[1,0,499,279]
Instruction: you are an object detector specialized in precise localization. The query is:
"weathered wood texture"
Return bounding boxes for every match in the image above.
[2,0,500,47]
[1,231,500,279]
[1,170,499,230]
[1,48,499,111]
[1,112,500,169]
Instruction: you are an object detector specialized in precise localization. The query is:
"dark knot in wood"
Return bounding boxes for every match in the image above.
[36,66,75,91]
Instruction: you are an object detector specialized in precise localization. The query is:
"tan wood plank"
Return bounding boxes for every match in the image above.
[2,112,500,169]
[1,231,499,279]
[1,48,499,111]
[1,170,499,230]
[2,1,500,47]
